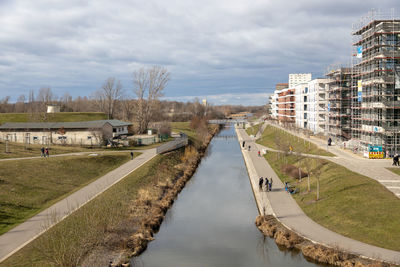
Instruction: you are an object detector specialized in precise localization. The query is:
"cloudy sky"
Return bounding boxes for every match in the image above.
[0,0,397,105]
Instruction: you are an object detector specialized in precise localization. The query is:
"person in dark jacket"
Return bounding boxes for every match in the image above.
[259,177,263,189]
[393,154,399,166]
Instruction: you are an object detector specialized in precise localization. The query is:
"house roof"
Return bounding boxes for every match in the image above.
[0,120,132,130]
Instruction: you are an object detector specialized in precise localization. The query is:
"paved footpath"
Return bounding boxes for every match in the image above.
[0,148,157,263]
[267,122,400,198]
[236,126,400,264]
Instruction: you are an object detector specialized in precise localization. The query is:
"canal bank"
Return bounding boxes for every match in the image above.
[235,125,400,266]
[132,126,320,267]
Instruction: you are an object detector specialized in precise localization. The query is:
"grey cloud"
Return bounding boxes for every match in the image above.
[0,0,398,104]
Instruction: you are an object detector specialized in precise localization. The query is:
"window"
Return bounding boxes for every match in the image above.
[304,87,308,93]
[87,136,92,140]
[113,128,116,133]
[58,136,67,140]
[33,136,38,141]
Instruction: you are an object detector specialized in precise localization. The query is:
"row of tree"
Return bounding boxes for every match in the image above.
[0,65,266,133]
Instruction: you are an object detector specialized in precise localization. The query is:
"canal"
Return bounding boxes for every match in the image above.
[132,126,321,267]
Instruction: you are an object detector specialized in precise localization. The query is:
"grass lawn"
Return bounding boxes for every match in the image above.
[0,142,98,159]
[0,112,107,125]
[246,123,261,136]
[386,167,400,176]
[0,153,133,235]
[2,150,182,267]
[256,125,334,157]
[265,152,400,251]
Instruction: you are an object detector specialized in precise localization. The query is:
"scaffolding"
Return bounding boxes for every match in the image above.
[351,9,400,155]
[326,65,352,141]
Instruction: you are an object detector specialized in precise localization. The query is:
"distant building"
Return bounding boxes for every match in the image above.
[0,120,132,146]
[326,68,352,141]
[47,105,61,113]
[270,92,278,119]
[289,73,312,88]
[275,83,288,90]
[202,99,207,106]
[307,79,329,134]
[276,88,295,124]
[294,83,309,129]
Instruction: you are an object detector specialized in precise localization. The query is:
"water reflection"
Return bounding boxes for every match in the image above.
[132,127,322,267]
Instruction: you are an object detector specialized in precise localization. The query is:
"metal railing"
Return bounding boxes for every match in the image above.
[156,133,188,154]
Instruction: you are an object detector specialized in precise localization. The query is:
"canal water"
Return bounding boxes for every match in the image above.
[132,126,320,267]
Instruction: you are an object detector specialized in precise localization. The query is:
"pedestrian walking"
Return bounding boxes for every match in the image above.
[259,177,263,189]
[264,177,269,191]
[130,151,134,160]
[328,137,332,146]
[45,147,49,157]
[258,150,261,157]
[40,147,45,157]
[269,178,273,191]
[248,145,251,151]
[394,154,399,166]
[242,141,245,148]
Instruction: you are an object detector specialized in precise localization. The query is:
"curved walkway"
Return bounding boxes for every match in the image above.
[0,148,157,263]
[236,126,400,264]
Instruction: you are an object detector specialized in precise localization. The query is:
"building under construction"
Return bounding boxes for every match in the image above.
[351,10,400,155]
[326,67,352,141]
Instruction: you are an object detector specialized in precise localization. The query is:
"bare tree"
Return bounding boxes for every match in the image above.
[302,157,312,192]
[37,87,55,110]
[313,159,325,201]
[28,89,35,114]
[0,96,11,112]
[16,94,26,113]
[133,66,170,134]
[120,96,135,121]
[93,77,123,119]
[60,93,73,112]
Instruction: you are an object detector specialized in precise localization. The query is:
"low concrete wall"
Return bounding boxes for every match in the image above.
[156,134,188,154]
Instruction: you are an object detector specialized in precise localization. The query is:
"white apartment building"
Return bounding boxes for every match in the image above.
[289,73,312,88]
[307,79,329,134]
[294,83,309,129]
[270,92,278,119]
[294,79,329,134]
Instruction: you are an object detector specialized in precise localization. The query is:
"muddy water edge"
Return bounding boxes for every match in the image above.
[131,126,323,267]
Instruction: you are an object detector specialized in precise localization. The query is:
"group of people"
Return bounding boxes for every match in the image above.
[40,147,50,157]
[258,177,273,191]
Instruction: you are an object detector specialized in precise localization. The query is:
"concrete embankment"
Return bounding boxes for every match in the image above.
[236,125,400,267]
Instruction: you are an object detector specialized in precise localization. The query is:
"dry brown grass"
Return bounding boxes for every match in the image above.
[281,164,308,179]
